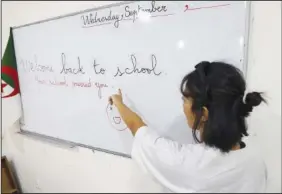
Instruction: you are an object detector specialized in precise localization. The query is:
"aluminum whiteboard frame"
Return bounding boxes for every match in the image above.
[12,1,251,158]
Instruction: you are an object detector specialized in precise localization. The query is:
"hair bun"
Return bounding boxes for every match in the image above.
[242,92,266,117]
[245,92,265,107]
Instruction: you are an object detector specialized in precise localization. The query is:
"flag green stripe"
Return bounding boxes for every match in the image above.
[1,28,18,88]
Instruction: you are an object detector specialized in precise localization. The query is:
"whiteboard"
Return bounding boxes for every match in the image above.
[13,1,250,157]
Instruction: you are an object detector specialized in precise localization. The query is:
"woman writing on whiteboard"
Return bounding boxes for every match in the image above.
[109,61,267,193]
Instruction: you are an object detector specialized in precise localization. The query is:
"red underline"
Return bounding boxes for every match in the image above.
[186,4,231,11]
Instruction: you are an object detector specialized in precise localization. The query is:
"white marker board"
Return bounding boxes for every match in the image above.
[13,1,250,157]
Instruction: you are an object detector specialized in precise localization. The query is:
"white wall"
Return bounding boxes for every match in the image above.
[246,1,281,193]
[1,1,281,193]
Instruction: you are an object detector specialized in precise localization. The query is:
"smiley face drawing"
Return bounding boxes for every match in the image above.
[106,103,127,131]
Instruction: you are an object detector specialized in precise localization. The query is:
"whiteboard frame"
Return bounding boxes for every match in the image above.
[12,1,251,158]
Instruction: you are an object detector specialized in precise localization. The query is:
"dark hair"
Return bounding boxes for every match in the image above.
[181,61,266,152]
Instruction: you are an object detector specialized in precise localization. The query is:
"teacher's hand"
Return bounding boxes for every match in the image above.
[109,89,123,106]
[108,88,145,135]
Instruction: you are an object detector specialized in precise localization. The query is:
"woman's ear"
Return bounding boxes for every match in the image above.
[202,107,209,122]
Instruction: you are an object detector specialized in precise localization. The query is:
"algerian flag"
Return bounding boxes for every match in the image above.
[1,28,22,136]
